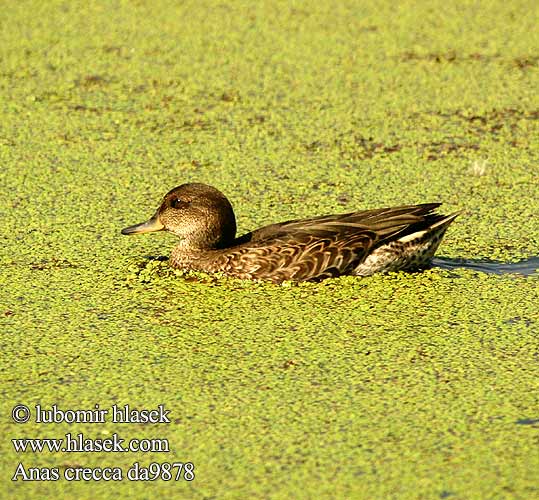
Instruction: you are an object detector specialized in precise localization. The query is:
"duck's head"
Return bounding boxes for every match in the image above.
[121,183,237,249]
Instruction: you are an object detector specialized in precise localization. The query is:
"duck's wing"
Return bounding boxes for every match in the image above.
[222,203,451,282]
[236,203,444,243]
[213,231,366,282]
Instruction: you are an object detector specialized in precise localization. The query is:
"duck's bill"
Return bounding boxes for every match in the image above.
[121,213,164,235]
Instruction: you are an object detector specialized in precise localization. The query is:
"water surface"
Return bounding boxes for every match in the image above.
[433,256,539,277]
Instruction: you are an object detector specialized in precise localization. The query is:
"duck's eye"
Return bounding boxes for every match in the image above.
[171,198,182,209]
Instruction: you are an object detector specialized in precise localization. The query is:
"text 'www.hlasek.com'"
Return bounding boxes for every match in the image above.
[10,404,195,482]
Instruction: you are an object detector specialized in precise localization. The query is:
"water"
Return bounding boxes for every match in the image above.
[432,256,539,277]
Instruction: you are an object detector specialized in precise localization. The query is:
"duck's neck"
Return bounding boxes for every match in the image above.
[170,240,222,271]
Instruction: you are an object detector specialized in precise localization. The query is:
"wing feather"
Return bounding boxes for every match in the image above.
[212,203,448,282]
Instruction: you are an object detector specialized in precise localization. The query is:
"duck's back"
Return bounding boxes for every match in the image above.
[206,203,459,282]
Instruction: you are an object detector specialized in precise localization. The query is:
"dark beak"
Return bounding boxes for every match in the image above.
[121,212,164,235]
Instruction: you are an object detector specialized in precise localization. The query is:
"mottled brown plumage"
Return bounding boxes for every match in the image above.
[121,183,460,283]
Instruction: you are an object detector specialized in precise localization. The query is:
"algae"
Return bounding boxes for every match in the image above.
[1,0,539,498]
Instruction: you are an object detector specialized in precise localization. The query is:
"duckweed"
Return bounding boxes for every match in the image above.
[2,1,538,499]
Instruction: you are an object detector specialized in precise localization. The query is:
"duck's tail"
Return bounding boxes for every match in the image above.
[353,209,462,276]
[397,210,462,244]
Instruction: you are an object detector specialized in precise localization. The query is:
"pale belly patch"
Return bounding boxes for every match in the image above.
[353,227,447,276]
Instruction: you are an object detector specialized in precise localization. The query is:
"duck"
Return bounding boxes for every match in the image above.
[121,183,460,283]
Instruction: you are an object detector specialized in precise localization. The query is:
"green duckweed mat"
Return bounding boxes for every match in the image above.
[1,1,538,498]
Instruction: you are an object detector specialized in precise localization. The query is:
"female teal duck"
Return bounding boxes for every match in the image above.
[121,183,460,283]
